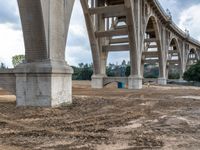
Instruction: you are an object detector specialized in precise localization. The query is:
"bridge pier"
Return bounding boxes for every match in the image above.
[158,78,167,85]
[128,76,143,90]
[14,61,73,107]
[91,74,105,89]
[16,0,74,107]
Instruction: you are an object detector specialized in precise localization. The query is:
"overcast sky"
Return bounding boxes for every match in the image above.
[0,0,200,68]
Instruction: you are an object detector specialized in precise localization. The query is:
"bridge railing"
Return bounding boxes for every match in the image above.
[153,0,200,47]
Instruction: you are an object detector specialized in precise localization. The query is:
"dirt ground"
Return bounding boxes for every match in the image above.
[0,81,200,150]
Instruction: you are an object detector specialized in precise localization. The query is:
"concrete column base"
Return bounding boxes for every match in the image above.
[14,60,73,107]
[128,76,143,89]
[157,78,167,85]
[91,75,105,89]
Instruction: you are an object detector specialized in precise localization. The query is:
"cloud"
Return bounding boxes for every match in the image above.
[66,0,92,66]
[107,52,130,65]
[178,4,200,41]
[66,46,92,66]
[0,24,24,67]
[0,0,20,29]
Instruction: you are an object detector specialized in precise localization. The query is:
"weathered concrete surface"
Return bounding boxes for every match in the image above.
[157,78,167,85]
[16,0,75,107]
[17,0,75,62]
[91,75,104,89]
[128,76,143,89]
[14,61,73,107]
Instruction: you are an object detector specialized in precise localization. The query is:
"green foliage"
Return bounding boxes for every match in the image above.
[125,64,159,78]
[12,55,25,67]
[72,63,93,80]
[106,61,128,77]
[168,73,180,79]
[144,66,159,78]
[72,61,181,80]
[183,61,200,82]
[125,65,130,77]
[72,61,129,80]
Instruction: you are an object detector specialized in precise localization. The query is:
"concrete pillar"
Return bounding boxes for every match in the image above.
[158,54,167,85]
[158,62,167,85]
[157,77,167,85]
[158,50,167,85]
[91,0,106,89]
[91,74,105,88]
[128,76,143,89]
[16,0,74,107]
[179,64,185,81]
[128,49,143,89]
[126,0,142,90]
[91,58,106,88]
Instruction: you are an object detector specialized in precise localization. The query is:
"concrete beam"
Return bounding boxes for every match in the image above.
[95,28,128,38]
[89,5,126,18]
[110,38,129,44]
[103,44,130,52]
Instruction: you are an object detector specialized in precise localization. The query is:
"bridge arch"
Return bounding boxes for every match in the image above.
[143,15,162,50]
[167,38,182,79]
[141,15,162,79]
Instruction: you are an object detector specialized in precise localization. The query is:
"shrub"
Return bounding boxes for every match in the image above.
[183,61,200,82]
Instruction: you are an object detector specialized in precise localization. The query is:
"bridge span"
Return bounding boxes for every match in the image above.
[0,0,199,107]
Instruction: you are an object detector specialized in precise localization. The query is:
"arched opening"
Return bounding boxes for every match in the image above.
[66,0,92,66]
[167,38,181,79]
[102,11,130,89]
[142,16,161,80]
[186,48,199,70]
[107,52,129,77]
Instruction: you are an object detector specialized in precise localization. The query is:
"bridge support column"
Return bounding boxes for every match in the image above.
[158,65,167,85]
[91,74,105,89]
[14,61,73,107]
[158,50,167,85]
[16,0,74,107]
[157,77,167,85]
[128,76,143,90]
[125,0,143,90]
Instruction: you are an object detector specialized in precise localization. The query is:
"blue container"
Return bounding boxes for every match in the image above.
[118,82,125,88]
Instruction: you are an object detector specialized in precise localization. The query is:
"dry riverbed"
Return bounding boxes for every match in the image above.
[0,81,199,150]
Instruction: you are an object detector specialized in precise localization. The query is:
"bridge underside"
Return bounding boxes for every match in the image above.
[0,0,199,107]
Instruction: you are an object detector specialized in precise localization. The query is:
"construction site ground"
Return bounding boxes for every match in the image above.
[0,81,199,150]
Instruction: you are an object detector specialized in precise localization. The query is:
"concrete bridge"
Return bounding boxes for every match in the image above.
[0,0,199,107]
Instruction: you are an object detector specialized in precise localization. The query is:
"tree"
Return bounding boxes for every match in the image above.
[125,65,130,77]
[0,63,6,69]
[183,61,200,82]
[12,55,25,67]
[72,63,93,80]
[78,64,93,80]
